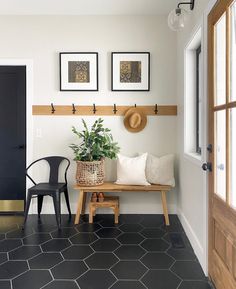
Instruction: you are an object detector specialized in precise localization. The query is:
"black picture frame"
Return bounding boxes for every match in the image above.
[111,52,150,91]
[59,52,98,91]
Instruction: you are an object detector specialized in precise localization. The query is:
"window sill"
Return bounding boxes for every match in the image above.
[184,152,202,167]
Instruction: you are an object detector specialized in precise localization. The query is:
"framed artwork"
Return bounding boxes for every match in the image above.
[60,52,98,91]
[111,52,150,91]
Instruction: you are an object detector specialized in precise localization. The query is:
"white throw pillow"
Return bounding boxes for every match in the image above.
[115,153,150,186]
[145,154,175,187]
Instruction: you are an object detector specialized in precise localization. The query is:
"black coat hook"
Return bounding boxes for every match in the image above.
[154,104,158,114]
[51,103,55,114]
[113,104,117,114]
[93,103,97,114]
[72,103,76,114]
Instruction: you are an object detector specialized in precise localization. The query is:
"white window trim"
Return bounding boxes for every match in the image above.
[184,22,204,166]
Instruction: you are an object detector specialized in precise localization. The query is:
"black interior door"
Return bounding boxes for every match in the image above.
[0,66,26,211]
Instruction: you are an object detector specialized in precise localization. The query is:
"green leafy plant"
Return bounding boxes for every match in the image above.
[70,118,120,161]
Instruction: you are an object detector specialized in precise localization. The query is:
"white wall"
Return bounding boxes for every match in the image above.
[0,15,178,214]
[176,0,211,274]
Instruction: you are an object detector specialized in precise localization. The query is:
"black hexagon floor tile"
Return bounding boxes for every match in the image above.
[0,280,11,289]
[0,260,28,279]
[0,222,18,234]
[141,252,174,269]
[41,238,71,252]
[77,223,101,233]
[119,224,143,232]
[51,260,88,279]
[110,281,146,289]
[141,228,165,238]
[96,228,121,238]
[85,252,118,269]
[70,233,98,244]
[167,247,196,260]
[99,218,121,228]
[0,253,8,264]
[141,238,169,251]
[119,214,143,224]
[42,280,79,289]
[140,215,164,227]
[91,239,120,252]
[33,224,57,233]
[51,228,78,238]
[77,269,116,289]
[117,233,144,244]
[0,214,210,289]
[29,252,63,269]
[23,233,51,245]
[12,269,52,289]
[111,260,147,279]
[0,239,22,252]
[9,245,41,260]
[142,270,181,289]
[161,222,184,233]
[114,245,146,260]
[62,245,93,260]
[6,227,33,239]
[171,261,206,280]
[178,281,212,289]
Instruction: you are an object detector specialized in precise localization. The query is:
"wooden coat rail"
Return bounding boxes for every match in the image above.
[32,104,177,116]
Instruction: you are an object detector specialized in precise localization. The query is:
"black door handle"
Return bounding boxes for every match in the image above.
[202,162,212,172]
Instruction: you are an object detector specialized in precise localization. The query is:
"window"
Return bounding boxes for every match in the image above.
[184,27,203,161]
[196,45,202,154]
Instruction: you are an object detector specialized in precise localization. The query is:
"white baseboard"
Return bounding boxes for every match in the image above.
[178,210,207,274]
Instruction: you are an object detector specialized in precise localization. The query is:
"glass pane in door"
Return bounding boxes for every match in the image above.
[230,108,236,208]
[231,2,236,101]
[215,110,226,200]
[215,13,226,106]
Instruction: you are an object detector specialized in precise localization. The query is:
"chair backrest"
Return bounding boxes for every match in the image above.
[26,156,70,185]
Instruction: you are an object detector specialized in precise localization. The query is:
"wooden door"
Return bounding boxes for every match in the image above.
[0,66,26,212]
[208,0,236,288]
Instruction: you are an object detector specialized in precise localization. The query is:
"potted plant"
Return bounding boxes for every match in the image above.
[70,118,120,186]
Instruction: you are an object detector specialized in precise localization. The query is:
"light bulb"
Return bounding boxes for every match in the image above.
[168,8,188,31]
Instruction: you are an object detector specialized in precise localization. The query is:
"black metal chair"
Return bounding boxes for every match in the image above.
[23,156,71,229]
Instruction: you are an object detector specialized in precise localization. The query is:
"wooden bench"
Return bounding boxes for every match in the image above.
[74,182,172,226]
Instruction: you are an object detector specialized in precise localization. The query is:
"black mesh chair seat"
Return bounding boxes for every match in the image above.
[23,156,71,229]
[29,183,67,194]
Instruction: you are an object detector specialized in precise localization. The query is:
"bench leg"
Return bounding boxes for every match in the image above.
[161,191,170,226]
[81,192,88,215]
[89,206,94,223]
[114,206,119,224]
[75,190,84,225]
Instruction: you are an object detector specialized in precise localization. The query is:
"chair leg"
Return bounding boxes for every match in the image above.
[52,192,61,229]
[23,192,32,229]
[37,195,44,219]
[64,187,72,219]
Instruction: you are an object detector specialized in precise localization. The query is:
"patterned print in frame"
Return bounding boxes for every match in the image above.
[60,52,98,91]
[120,61,141,83]
[111,52,150,91]
[68,61,90,83]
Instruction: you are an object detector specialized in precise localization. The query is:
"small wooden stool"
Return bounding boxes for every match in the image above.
[89,196,119,224]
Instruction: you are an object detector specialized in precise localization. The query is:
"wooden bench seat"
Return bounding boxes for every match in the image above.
[74,182,172,226]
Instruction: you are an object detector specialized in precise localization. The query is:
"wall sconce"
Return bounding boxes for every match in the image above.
[168,0,195,31]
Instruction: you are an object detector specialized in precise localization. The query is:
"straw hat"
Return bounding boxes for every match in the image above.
[124,107,147,133]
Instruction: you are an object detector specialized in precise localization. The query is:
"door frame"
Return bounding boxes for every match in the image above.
[206,0,236,286]
[201,0,220,275]
[0,59,34,199]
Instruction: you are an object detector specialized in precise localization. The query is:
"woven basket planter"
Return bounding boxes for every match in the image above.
[76,159,105,186]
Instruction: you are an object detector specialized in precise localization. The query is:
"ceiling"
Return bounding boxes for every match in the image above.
[0,0,177,15]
